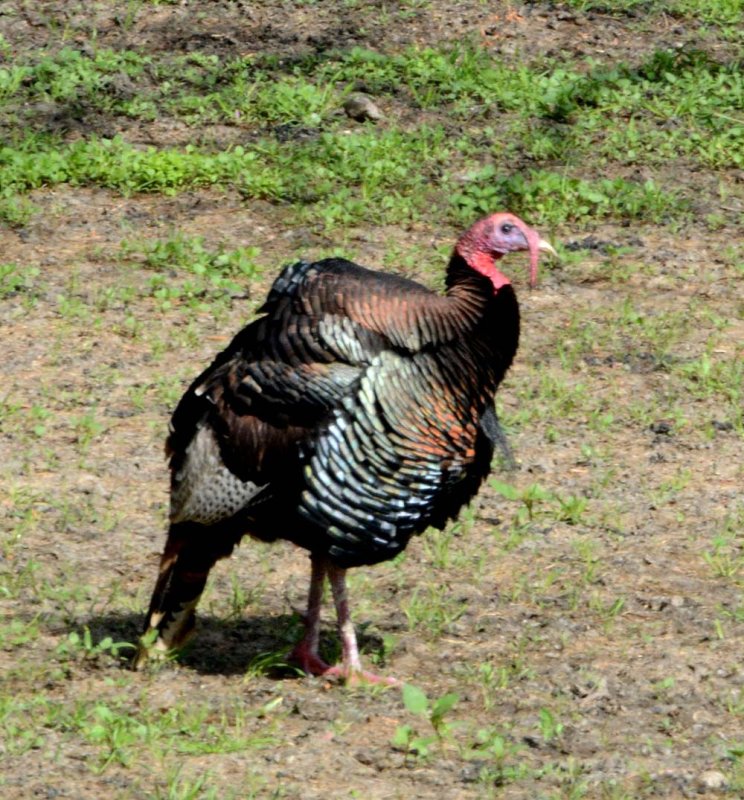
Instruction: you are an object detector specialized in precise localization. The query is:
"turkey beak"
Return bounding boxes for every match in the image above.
[538,239,557,258]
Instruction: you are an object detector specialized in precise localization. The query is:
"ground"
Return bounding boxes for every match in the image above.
[0,1,742,798]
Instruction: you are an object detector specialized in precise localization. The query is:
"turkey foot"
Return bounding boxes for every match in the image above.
[288,557,398,685]
[323,664,399,686]
[327,563,398,686]
[288,640,397,685]
[288,638,333,676]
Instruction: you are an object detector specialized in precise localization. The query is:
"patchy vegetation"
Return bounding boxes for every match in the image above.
[0,1,742,798]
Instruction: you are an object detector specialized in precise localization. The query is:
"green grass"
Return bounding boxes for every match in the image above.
[117,234,263,308]
[703,505,744,582]
[564,0,743,27]
[1,43,739,229]
[0,261,41,298]
[451,167,686,226]
[0,693,280,771]
[0,131,688,229]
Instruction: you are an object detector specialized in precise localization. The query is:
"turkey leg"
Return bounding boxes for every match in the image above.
[289,558,396,684]
[288,555,333,675]
[326,563,397,685]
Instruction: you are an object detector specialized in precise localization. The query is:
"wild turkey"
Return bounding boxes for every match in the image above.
[135,213,555,682]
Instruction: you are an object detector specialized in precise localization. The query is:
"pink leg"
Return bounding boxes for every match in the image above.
[327,563,362,672]
[289,557,397,685]
[326,564,398,686]
[288,555,333,675]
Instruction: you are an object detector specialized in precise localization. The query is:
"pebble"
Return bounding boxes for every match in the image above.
[712,420,733,432]
[106,72,137,100]
[343,94,383,122]
[75,473,110,498]
[697,770,727,791]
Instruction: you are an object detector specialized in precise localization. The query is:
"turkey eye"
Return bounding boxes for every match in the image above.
[500,223,514,234]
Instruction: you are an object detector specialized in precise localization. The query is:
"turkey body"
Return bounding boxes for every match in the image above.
[170,258,518,567]
[136,214,554,681]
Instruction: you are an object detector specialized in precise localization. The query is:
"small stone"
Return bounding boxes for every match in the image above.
[106,72,137,100]
[712,420,733,431]
[156,688,179,711]
[697,770,727,792]
[460,760,487,783]
[355,750,375,766]
[75,474,110,498]
[343,93,383,122]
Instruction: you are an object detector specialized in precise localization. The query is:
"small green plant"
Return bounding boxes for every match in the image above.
[703,507,744,581]
[71,408,106,455]
[154,768,217,800]
[401,584,467,637]
[244,650,302,679]
[459,660,515,710]
[221,571,266,621]
[0,262,40,299]
[677,352,742,431]
[465,726,527,786]
[589,594,626,630]
[648,468,692,507]
[391,684,460,759]
[28,404,52,438]
[121,234,261,279]
[367,632,398,668]
[537,707,565,743]
[0,195,38,226]
[652,676,676,700]
[491,480,589,526]
[55,627,135,663]
[491,480,552,522]
[450,166,685,226]
[557,494,589,525]
[0,617,41,649]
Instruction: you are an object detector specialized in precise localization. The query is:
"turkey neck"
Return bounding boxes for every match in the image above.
[442,251,521,374]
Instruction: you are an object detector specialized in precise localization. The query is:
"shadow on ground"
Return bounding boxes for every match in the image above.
[80,611,387,677]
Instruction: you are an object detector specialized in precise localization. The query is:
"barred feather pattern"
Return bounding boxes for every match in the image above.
[165,255,520,568]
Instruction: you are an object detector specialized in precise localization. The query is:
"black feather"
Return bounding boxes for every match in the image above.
[165,250,522,566]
